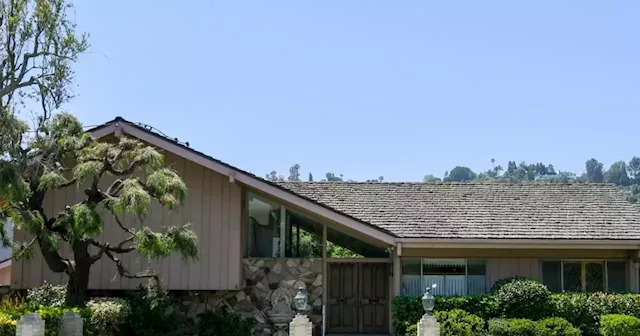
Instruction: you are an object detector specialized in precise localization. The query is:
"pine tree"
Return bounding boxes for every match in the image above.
[2,114,198,306]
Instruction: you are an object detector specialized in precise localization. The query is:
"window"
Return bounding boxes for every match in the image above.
[326,227,389,258]
[244,192,281,257]
[542,260,627,293]
[401,258,488,296]
[244,191,323,258]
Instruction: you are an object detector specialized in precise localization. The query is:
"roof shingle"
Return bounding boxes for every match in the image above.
[276,182,640,240]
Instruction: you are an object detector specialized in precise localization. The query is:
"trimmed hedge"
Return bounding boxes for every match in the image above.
[494,279,551,320]
[600,314,640,336]
[535,317,581,336]
[434,309,486,336]
[391,294,498,334]
[392,289,640,335]
[488,317,580,336]
[488,318,536,336]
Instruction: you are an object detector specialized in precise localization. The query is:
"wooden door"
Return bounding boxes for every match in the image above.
[327,262,390,334]
[327,263,358,333]
[360,263,389,333]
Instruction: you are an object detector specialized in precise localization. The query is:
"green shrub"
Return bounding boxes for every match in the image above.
[489,318,536,336]
[404,323,417,336]
[391,296,423,335]
[33,307,91,336]
[0,312,16,336]
[86,298,131,336]
[436,295,498,320]
[551,293,640,336]
[195,307,256,336]
[491,276,538,293]
[600,314,640,336]
[125,284,193,336]
[391,294,497,334]
[495,278,551,320]
[434,309,486,336]
[535,317,581,336]
[26,283,67,308]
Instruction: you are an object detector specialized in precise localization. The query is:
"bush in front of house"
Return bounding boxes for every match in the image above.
[0,312,16,336]
[551,292,640,336]
[392,278,640,336]
[494,278,551,320]
[26,283,67,308]
[124,285,194,336]
[488,317,580,336]
[599,314,640,336]
[434,309,486,336]
[391,294,498,334]
[491,276,538,293]
[195,306,256,336]
[488,318,537,336]
[86,298,131,336]
[535,317,581,336]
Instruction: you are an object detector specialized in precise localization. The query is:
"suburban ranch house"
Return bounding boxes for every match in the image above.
[11,117,640,335]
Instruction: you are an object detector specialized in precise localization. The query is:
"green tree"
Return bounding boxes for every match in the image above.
[265,170,284,182]
[324,172,343,182]
[423,174,441,183]
[628,157,640,183]
[605,161,630,186]
[2,114,198,306]
[585,158,605,183]
[445,166,476,182]
[288,164,301,181]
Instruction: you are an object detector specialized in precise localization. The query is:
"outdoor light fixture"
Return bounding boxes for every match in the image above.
[293,287,308,314]
[422,283,437,315]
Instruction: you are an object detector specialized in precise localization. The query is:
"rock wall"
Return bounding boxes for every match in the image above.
[178,258,323,336]
[243,258,323,333]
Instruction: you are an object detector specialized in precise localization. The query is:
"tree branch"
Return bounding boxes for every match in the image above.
[104,250,158,281]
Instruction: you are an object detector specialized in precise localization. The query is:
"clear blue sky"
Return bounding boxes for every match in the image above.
[67,1,640,182]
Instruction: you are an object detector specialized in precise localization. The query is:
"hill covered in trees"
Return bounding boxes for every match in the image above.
[266,157,640,202]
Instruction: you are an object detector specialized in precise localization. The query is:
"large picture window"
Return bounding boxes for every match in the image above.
[401,258,488,296]
[541,260,627,293]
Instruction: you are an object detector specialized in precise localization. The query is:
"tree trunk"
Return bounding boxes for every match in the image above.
[65,243,92,307]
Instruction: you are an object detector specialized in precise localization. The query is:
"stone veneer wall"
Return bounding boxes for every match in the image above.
[178,258,323,336]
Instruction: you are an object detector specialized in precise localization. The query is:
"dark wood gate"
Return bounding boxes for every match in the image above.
[327,262,389,334]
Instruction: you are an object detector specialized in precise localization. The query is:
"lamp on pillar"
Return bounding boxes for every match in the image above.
[293,288,308,315]
[422,284,437,316]
[290,288,313,336]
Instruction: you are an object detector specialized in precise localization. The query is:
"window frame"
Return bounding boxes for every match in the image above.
[541,259,628,293]
[401,258,488,296]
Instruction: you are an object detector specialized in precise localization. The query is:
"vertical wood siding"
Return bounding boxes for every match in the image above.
[487,258,541,286]
[11,152,243,290]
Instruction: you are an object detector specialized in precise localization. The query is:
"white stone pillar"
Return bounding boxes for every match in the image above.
[17,313,45,336]
[60,311,83,336]
[289,314,313,336]
[417,314,440,336]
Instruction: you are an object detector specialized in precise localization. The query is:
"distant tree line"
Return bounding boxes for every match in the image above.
[265,157,640,202]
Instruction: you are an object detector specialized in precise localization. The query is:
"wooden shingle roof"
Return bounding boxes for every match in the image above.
[277,182,640,240]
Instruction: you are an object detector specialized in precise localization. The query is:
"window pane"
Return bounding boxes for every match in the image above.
[244,192,281,257]
[286,211,322,258]
[401,259,422,296]
[607,261,627,293]
[467,259,488,295]
[563,262,582,292]
[423,259,466,296]
[586,262,605,292]
[326,227,389,258]
[542,261,562,293]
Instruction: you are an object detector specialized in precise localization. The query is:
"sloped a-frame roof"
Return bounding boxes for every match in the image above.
[88,117,397,246]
